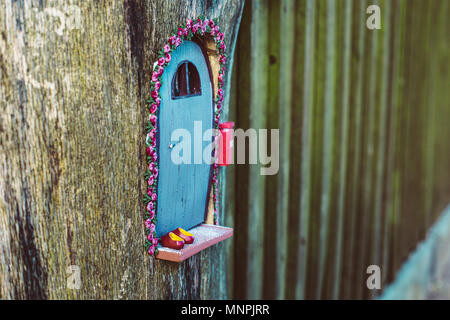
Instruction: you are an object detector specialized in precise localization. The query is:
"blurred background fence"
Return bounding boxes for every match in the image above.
[222,0,450,299]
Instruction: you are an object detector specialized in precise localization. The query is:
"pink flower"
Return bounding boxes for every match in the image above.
[149,129,156,139]
[152,238,158,246]
[158,57,165,66]
[148,176,154,186]
[164,44,170,53]
[147,187,153,196]
[149,223,155,233]
[147,233,153,241]
[217,103,222,110]
[152,153,157,162]
[216,32,224,41]
[155,97,161,106]
[150,114,157,126]
[177,27,184,37]
[152,72,159,82]
[175,37,182,47]
[208,20,215,28]
[154,81,161,90]
[220,41,226,52]
[218,88,223,98]
[145,218,152,228]
[186,19,193,28]
[192,24,199,33]
[219,55,226,64]
[214,26,219,33]
[148,245,155,255]
[146,146,152,156]
[148,163,155,172]
[218,73,223,83]
[201,25,206,34]
[169,36,176,45]
[157,66,164,76]
[146,202,153,211]
[153,167,158,177]
[151,90,159,99]
[151,192,157,201]
[148,210,155,220]
[150,104,157,114]
[165,53,171,63]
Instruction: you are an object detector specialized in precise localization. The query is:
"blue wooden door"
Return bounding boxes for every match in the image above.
[156,41,213,237]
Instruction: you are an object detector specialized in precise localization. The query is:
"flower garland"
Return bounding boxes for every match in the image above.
[144,15,227,256]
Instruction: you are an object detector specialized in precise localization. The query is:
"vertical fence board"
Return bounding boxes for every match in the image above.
[275,0,295,300]
[233,1,251,299]
[332,0,352,299]
[316,0,337,299]
[246,0,268,299]
[295,0,315,300]
[371,0,391,298]
[341,0,367,299]
[262,0,280,299]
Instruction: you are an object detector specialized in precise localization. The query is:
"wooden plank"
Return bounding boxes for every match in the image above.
[157,225,233,262]
[262,0,280,299]
[292,0,316,299]
[350,0,369,299]
[233,1,252,299]
[370,0,391,298]
[340,0,367,299]
[274,0,295,300]
[316,0,337,299]
[246,0,268,300]
[382,0,405,287]
[332,0,352,300]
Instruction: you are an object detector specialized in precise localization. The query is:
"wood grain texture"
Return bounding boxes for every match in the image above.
[0,0,244,299]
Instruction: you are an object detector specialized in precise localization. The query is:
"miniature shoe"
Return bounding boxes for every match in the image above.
[172,227,194,244]
[161,232,185,250]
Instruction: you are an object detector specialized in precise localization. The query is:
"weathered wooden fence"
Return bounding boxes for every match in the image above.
[223,0,450,299]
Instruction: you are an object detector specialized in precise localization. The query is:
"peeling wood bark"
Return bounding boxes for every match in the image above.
[0,0,244,299]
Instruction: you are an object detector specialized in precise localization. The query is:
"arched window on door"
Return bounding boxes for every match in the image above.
[172,61,202,99]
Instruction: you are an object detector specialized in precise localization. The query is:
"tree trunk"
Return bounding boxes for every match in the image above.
[0,0,244,299]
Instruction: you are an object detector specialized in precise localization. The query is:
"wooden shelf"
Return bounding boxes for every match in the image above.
[156,224,233,262]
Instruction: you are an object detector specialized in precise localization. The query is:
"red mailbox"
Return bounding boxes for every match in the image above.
[218,122,234,166]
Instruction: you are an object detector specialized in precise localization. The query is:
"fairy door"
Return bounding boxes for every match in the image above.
[156,41,214,237]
